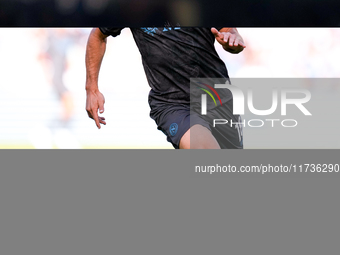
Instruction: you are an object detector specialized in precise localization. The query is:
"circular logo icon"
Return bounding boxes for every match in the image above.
[169,123,178,136]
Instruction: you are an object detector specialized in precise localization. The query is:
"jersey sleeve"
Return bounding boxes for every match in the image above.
[99,27,124,37]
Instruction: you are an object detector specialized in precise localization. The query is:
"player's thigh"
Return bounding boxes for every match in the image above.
[179,124,221,149]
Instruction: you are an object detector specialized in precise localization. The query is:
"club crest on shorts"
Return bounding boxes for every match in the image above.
[169,123,178,136]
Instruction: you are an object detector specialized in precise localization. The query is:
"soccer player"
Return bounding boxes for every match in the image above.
[85,27,245,149]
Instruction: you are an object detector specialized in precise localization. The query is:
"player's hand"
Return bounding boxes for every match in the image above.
[211,27,246,54]
[86,89,106,129]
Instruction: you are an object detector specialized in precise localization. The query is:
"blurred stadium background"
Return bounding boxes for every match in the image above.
[0,28,339,149]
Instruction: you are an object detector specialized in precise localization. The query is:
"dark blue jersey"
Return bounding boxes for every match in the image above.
[99,27,229,104]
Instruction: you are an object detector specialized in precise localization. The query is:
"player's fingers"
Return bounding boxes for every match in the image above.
[98,96,105,114]
[227,34,235,46]
[86,110,101,128]
[86,107,94,119]
[99,117,106,125]
[211,27,219,37]
[85,93,103,129]
[222,32,229,42]
[89,111,105,127]
[91,109,101,129]
[211,27,224,40]
[86,111,92,119]
[233,38,239,46]
[95,118,101,129]
[238,40,246,48]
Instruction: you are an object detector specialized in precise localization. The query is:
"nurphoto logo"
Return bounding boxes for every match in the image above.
[192,79,312,129]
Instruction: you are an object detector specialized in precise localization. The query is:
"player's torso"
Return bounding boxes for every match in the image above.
[130,27,229,103]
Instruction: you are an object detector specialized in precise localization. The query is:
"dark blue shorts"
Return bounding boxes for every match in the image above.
[150,101,243,149]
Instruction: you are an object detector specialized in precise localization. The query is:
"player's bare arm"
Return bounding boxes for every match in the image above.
[211,27,246,54]
[85,28,108,129]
